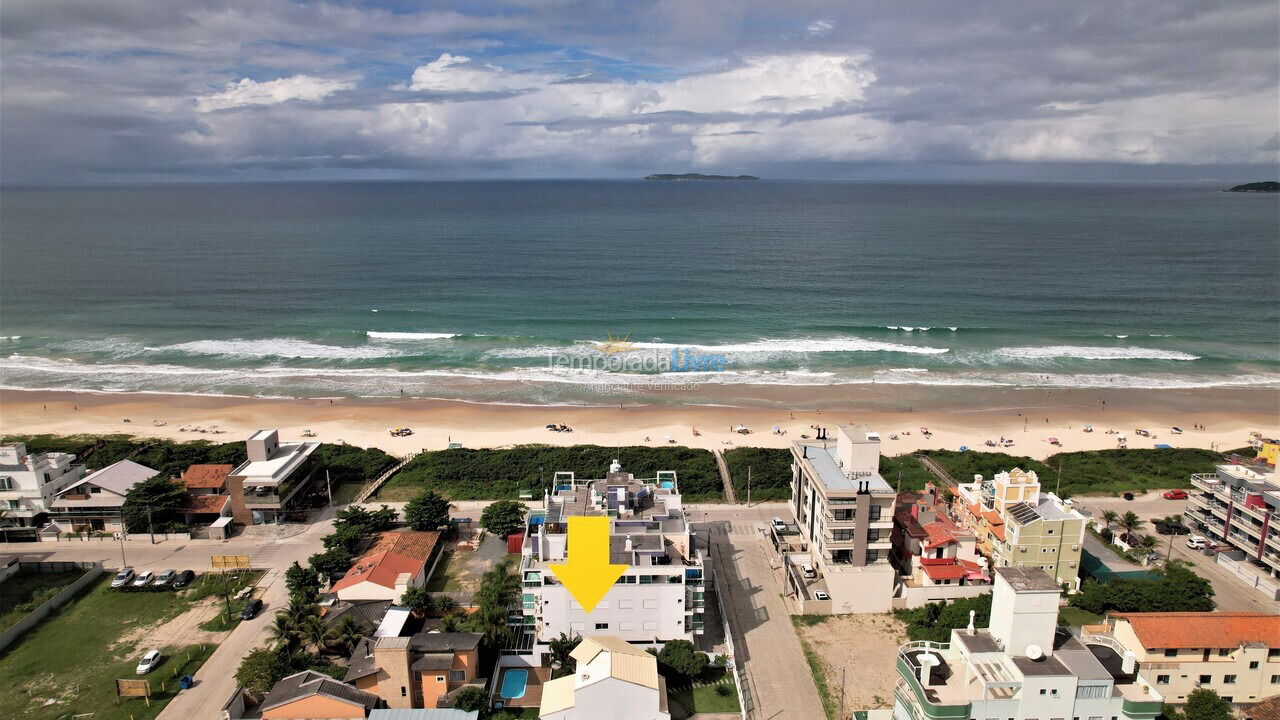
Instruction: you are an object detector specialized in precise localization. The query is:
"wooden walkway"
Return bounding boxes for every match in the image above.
[916,453,957,489]
[353,452,420,504]
[714,449,737,503]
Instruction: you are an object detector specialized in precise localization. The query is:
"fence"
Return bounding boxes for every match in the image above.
[0,561,103,652]
[1216,552,1280,600]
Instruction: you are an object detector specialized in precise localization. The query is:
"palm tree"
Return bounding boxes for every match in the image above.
[268,613,302,655]
[435,595,456,613]
[300,614,333,655]
[285,594,319,624]
[331,616,365,656]
[1101,510,1119,532]
[1119,511,1144,542]
[440,611,467,632]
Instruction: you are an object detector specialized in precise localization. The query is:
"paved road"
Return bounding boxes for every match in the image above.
[1073,491,1187,524]
[694,503,826,720]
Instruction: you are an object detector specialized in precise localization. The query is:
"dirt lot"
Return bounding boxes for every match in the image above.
[796,613,908,711]
[426,534,508,593]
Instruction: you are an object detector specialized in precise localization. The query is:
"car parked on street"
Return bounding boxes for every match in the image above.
[1186,535,1208,550]
[173,570,196,589]
[111,567,135,588]
[153,569,177,588]
[136,649,162,675]
[132,570,155,588]
[240,598,263,620]
[1162,490,1189,500]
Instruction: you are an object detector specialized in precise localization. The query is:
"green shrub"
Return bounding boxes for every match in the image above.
[723,447,792,501]
[894,593,992,643]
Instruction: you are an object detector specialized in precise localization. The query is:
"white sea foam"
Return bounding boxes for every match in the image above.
[367,331,458,341]
[993,345,1200,361]
[153,338,398,360]
[0,336,20,341]
[625,337,950,355]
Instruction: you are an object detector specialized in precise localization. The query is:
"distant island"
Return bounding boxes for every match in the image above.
[1225,181,1278,192]
[644,173,760,181]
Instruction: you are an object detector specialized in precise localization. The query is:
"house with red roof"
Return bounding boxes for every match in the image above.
[180,464,233,534]
[331,531,444,602]
[894,483,991,607]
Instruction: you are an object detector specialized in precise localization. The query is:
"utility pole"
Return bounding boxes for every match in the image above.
[1056,460,1063,497]
[746,466,752,508]
[117,519,128,567]
[325,469,333,507]
[840,664,847,720]
[147,506,154,544]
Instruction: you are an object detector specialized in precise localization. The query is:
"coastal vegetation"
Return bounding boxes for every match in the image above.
[379,445,723,502]
[894,593,992,643]
[1226,181,1278,192]
[1069,561,1215,614]
[723,447,792,501]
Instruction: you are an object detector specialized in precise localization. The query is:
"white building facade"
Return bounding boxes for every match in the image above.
[0,443,86,527]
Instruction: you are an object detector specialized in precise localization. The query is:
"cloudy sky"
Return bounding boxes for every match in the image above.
[2,0,1277,184]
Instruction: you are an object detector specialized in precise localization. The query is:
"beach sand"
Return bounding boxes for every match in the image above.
[1,388,1274,459]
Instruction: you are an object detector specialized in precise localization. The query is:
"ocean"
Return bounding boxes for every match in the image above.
[1,181,1277,407]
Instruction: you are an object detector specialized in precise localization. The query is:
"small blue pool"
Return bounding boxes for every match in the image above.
[500,669,529,700]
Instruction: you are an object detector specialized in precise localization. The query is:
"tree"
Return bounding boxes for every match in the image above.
[1070,560,1214,614]
[285,561,322,603]
[480,500,527,537]
[405,490,451,532]
[400,586,435,615]
[435,595,456,613]
[121,473,190,532]
[235,647,289,695]
[657,639,708,682]
[549,632,580,678]
[300,614,332,655]
[453,685,488,712]
[1101,510,1119,532]
[331,615,365,656]
[1119,511,1144,541]
[1182,689,1232,720]
[895,593,993,643]
[269,614,302,655]
[466,561,520,649]
[309,547,353,580]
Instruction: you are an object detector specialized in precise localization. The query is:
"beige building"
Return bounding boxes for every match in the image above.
[788,425,897,613]
[1085,612,1280,708]
[226,430,320,525]
[954,468,1086,588]
[539,636,670,720]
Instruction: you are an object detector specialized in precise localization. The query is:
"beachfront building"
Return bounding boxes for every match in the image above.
[0,442,85,528]
[518,462,706,653]
[1082,612,1280,709]
[344,632,484,710]
[538,636,671,720]
[1185,459,1279,580]
[330,530,444,602]
[787,425,897,613]
[226,429,320,525]
[180,463,233,533]
[892,567,1165,720]
[893,483,992,607]
[953,468,1086,588]
[48,459,159,533]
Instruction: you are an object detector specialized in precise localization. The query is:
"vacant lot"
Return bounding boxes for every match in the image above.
[426,534,507,594]
[0,575,233,720]
[795,613,908,716]
[0,570,84,631]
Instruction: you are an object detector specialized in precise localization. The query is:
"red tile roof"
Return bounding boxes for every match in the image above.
[330,531,442,593]
[921,561,970,581]
[1113,612,1280,650]
[1246,695,1280,720]
[181,464,232,489]
[186,494,229,514]
[922,516,967,550]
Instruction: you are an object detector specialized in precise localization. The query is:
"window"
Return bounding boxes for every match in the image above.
[1270,649,1280,659]
[400,687,407,697]
[436,676,445,683]
[618,599,634,610]
[1270,675,1279,684]
[1165,649,1178,657]
[0,477,11,490]
[866,529,880,542]
[1249,661,1259,669]
[1224,675,1237,685]
[90,486,101,493]
[639,575,654,584]
[868,505,882,522]
[5,500,18,510]
[643,599,658,609]
[1219,649,1231,657]
[594,623,609,630]
[1040,689,1047,696]
[449,670,465,683]
[1157,675,1170,685]
[832,530,853,542]
[1199,675,1212,684]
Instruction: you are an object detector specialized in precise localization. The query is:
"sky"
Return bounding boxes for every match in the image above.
[2,0,1277,184]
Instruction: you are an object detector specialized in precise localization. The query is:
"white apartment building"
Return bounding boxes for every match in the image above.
[0,443,86,527]
[518,462,706,653]
[788,425,897,613]
[893,567,1165,720]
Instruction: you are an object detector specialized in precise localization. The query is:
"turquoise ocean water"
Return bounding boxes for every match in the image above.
[1,181,1276,406]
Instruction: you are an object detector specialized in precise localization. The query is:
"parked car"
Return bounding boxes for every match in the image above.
[1186,535,1208,550]
[111,567,135,589]
[240,598,263,621]
[132,570,155,588]
[813,590,831,601]
[153,569,177,588]
[1123,492,1135,501]
[1162,490,1189,500]
[173,570,196,589]
[1155,521,1190,536]
[771,517,787,531]
[136,649,162,675]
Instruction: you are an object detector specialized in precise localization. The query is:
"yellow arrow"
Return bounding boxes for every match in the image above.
[548,516,627,613]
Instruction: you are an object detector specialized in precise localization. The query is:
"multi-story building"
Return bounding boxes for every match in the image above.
[344,632,484,709]
[1186,460,1279,579]
[892,567,1164,720]
[0,442,85,528]
[518,462,706,653]
[1083,612,1280,709]
[48,459,159,533]
[893,483,992,607]
[789,425,897,613]
[954,468,1086,588]
[226,429,320,525]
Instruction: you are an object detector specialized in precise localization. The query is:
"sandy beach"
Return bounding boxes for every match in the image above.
[1,388,1274,459]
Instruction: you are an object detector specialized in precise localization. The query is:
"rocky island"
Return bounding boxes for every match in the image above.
[644,173,760,181]
[1225,181,1278,192]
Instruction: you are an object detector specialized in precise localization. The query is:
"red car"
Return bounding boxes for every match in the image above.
[1162,490,1189,500]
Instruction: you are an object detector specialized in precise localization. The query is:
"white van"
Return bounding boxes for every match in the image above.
[772,517,787,531]
[1186,535,1207,550]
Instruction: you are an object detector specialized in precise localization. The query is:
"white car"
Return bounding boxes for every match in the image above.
[132,570,155,587]
[136,649,162,675]
[813,590,831,601]
[111,567,135,588]
[1186,535,1208,550]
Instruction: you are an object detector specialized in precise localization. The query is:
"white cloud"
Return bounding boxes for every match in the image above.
[808,19,835,36]
[409,54,550,93]
[196,75,353,112]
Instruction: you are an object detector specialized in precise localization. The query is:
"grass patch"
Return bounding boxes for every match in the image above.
[795,633,838,720]
[724,447,792,501]
[330,481,367,505]
[380,445,724,502]
[0,576,217,720]
[0,571,84,631]
[197,611,241,632]
[877,454,936,494]
[1058,607,1103,627]
[792,614,832,628]
[670,668,741,713]
[424,548,468,591]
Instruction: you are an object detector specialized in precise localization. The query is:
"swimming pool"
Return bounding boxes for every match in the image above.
[500,669,529,700]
